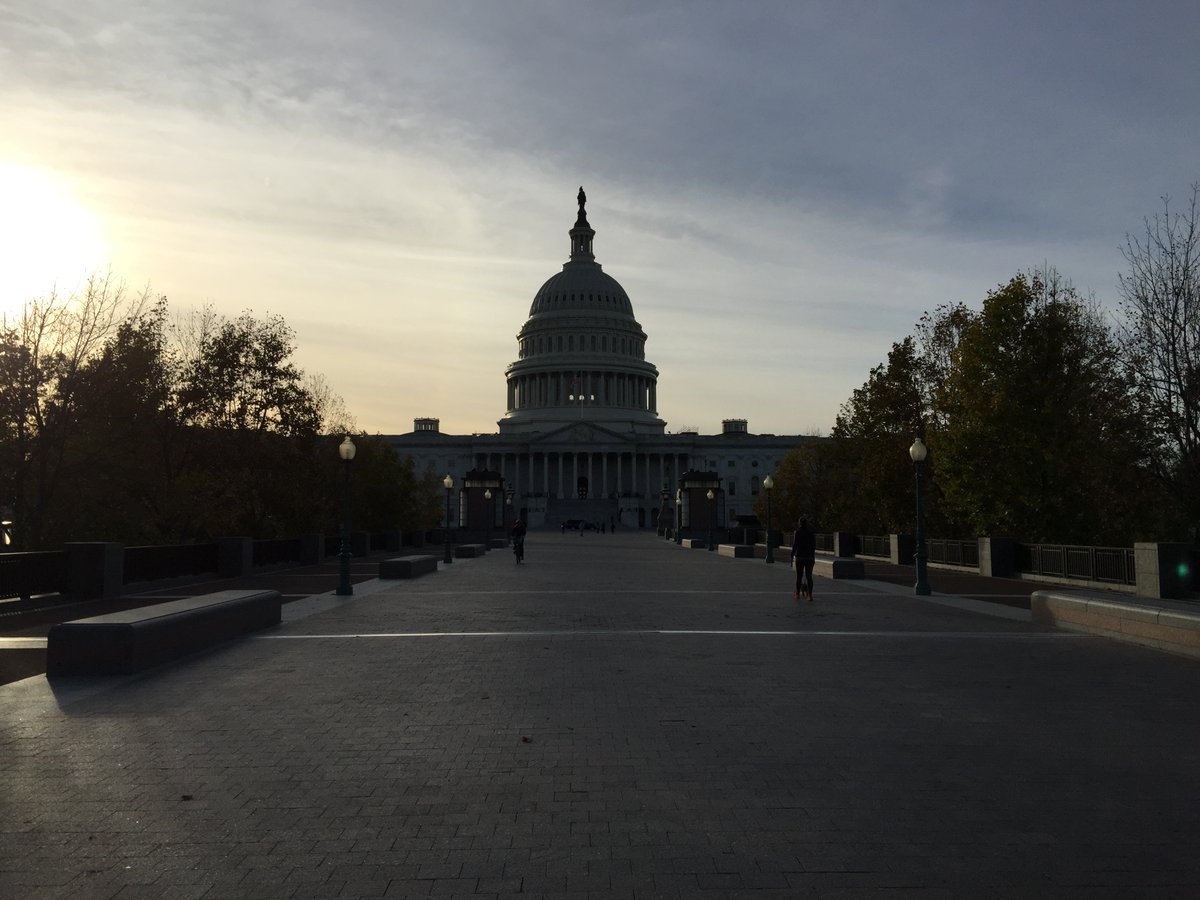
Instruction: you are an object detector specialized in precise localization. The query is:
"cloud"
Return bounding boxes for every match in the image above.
[2,0,1199,436]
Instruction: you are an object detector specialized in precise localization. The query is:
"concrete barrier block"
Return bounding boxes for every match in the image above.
[717,545,755,558]
[815,556,864,579]
[379,556,439,579]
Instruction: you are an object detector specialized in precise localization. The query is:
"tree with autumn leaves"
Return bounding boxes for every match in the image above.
[0,281,441,549]
[762,267,1180,545]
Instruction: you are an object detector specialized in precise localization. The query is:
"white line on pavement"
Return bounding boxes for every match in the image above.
[258,630,1086,640]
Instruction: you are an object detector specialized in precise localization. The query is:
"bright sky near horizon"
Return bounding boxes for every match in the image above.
[2,1,1198,437]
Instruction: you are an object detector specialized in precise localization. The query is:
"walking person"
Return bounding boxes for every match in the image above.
[512,518,526,564]
[791,517,816,601]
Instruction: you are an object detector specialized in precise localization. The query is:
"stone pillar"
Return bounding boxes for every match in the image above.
[832,532,857,557]
[1135,543,1194,600]
[64,542,123,602]
[979,537,1016,578]
[890,534,915,566]
[219,537,253,577]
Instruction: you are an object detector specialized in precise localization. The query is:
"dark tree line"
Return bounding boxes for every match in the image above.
[756,184,1200,546]
[0,278,442,550]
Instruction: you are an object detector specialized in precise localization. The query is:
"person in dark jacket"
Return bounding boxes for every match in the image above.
[791,517,816,601]
[512,519,527,563]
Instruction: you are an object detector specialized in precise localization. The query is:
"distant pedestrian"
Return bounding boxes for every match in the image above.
[512,518,527,563]
[791,517,816,602]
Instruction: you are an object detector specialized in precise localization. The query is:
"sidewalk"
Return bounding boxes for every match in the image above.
[3,530,1200,898]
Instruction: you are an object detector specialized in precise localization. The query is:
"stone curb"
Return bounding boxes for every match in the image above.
[1032,589,1200,658]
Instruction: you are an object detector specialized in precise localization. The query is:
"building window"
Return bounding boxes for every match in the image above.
[727,461,736,468]
[728,482,737,496]
[751,477,760,495]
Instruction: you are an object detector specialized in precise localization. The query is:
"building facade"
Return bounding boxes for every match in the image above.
[386,188,807,529]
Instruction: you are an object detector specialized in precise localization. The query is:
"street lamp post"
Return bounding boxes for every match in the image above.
[910,437,931,596]
[706,488,716,551]
[485,488,493,546]
[660,485,669,538]
[505,489,514,543]
[443,474,455,565]
[675,489,683,545]
[336,436,356,596]
[763,475,775,564]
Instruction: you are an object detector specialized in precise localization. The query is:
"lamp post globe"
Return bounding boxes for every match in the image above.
[336,436,356,596]
[485,489,493,545]
[763,475,775,564]
[505,489,514,544]
[909,437,931,596]
[443,474,455,565]
[706,489,716,551]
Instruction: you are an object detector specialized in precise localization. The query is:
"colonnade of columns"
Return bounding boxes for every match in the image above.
[476,450,688,501]
[507,370,657,413]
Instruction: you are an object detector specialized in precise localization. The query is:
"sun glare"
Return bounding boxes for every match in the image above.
[0,161,107,318]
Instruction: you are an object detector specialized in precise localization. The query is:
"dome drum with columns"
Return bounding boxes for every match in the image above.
[500,187,664,436]
[386,188,806,530]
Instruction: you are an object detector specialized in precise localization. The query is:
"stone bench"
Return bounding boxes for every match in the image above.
[453,543,488,559]
[488,538,509,549]
[1031,589,1200,659]
[717,544,755,559]
[681,539,707,550]
[46,589,282,677]
[379,555,439,579]
[813,556,864,579]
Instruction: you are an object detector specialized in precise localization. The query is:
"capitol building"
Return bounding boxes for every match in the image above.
[386,188,807,530]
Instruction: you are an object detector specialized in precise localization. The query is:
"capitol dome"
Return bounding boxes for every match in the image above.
[499,188,664,435]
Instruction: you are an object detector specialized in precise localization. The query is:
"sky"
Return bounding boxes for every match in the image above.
[2,1,1199,438]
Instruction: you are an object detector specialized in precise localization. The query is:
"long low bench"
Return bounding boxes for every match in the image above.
[717,544,755,558]
[379,555,439,579]
[453,543,488,559]
[1031,589,1200,659]
[814,555,864,579]
[46,589,282,677]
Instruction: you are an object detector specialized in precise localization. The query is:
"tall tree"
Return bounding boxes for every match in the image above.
[1118,185,1200,535]
[936,270,1155,543]
[825,337,931,533]
[0,275,150,548]
[752,438,834,533]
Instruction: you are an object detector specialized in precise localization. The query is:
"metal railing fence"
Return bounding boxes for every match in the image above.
[857,534,890,558]
[252,538,303,567]
[0,550,67,600]
[928,539,980,569]
[1017,544,1136,586]
[125,543,220,584]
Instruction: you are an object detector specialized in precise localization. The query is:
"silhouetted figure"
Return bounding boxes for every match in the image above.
[791,517,816,601]
[512,518,526,563]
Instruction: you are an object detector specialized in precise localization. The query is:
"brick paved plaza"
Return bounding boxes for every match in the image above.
[3,530,1200,898]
